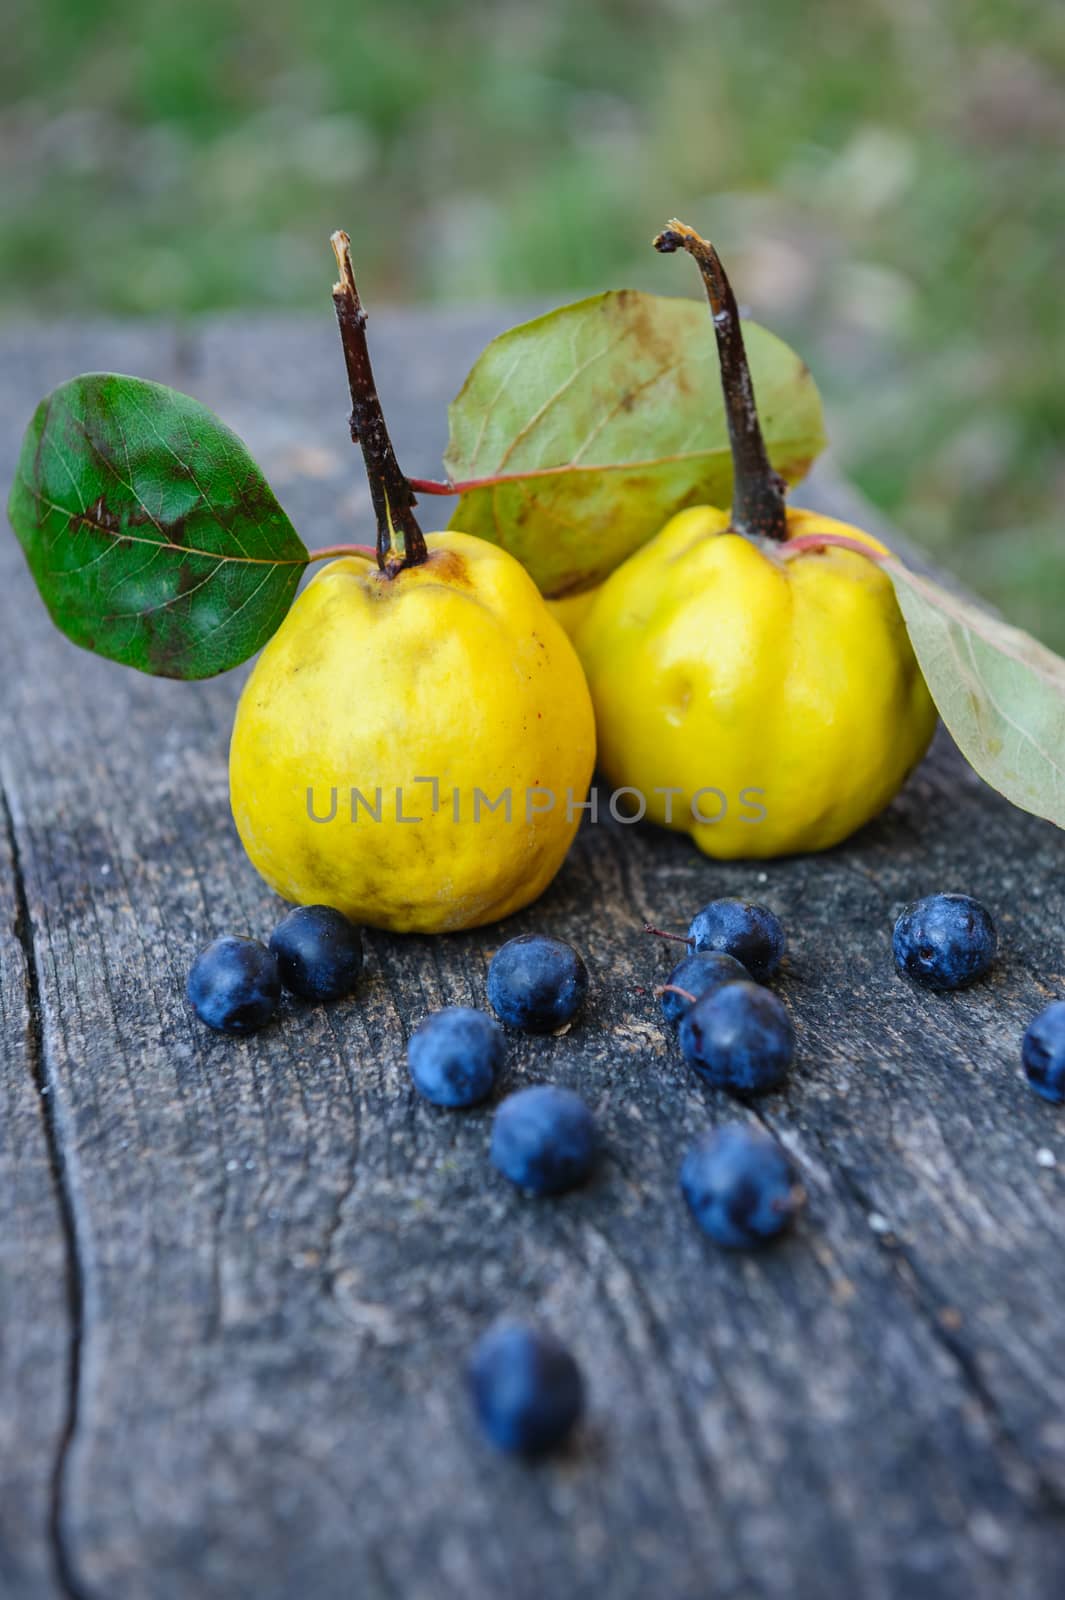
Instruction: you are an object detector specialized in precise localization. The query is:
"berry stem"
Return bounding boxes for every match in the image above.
[330,231,428,577]
[776,1185,808,1214]
[644,922,693,945]
[653,983,698,1004]
[653,220,788,544]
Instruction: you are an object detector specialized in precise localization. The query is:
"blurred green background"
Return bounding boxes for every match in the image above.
[3,0,1063,643]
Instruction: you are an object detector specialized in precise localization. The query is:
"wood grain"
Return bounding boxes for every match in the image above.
[1,314,1063,1599]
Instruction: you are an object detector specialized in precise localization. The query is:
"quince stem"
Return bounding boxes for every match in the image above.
[304,542,378,565]
[780,533,885,563]
[653,220,789,545]
[330,231,429,577]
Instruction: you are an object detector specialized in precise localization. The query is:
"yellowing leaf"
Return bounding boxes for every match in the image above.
[443,291,826,597]
[885,559,1065,829]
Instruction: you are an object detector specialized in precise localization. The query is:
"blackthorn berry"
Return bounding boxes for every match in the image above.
[893,893,997,990]
[468,1322,583,1454]
[490,1085,597,1194]
[681,1123,802,1248]
[1022,1000,1065,1104]
[187,936,280,1034]
[407,1006,504,1108]
[269,904,363,1002]
[678,980,794,1095]
[487,934,589,1032]
[659,950,750,1026]
[687,899,785,982]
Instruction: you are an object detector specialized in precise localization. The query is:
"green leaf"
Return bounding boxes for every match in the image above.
[7,374,308,679]
[884,559,1065,829]
[442,291,826,596]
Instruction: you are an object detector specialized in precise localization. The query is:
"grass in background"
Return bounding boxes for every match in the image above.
[3,0,1063,643]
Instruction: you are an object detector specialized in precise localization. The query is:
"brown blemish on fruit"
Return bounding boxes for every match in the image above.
[301,844,336,888]
[672,678,693,717]
[421,547,471,587]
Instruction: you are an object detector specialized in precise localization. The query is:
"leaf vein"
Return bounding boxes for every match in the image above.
[20,478,305,570]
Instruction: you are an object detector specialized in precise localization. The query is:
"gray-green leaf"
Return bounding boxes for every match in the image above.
[884,559,1065,829]
[7,374,307,679]
[443,290,826,596]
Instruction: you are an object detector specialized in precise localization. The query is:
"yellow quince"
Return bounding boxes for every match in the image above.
[570,222,936,859]
[230,234,595,932]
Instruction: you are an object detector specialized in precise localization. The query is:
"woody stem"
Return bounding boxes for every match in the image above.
[653,219,789,543]
[330,230,428,576]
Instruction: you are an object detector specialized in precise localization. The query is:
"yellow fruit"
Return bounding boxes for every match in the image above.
[230,231,595,932]
[230,532,595,932]
[546,586,601,640]
[567,217,937,860]
[573,504,935,857]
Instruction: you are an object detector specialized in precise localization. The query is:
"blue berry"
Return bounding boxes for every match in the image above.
[269,904,363,1002]
[681,1123,802,1248]
[187,936,280,1034]
[487,934,589,1033]
[893,893,997,990]
[1022,1000,1065,1104]
[659,950,750,1026]
[491,1085,597,1194]
[687,899,785,982]
[468,1322,583,1455]
[678,980,794,1095]
[408,1007,504,1108]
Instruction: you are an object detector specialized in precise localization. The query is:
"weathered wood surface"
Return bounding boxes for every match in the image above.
[0,312,1063,1600]
[0,760,71,1598]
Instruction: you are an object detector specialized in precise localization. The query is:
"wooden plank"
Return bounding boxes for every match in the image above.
[1,313,1064,1599]
[0,324,206,1600]
[0,785,70,1600]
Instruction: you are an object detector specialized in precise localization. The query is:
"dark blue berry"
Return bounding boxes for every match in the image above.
[490,1085,597,1194]
[487,934,589,1033]
[681,1123,802,1248]
[186,936,280,1034]
[407,1007,504,1108]
[892,893,997,990]
[269,904,363,1002]
[687,899,785,982]
[468,1322,584,1455]
[1022,1000,1065,1104]
[659,951,750,1026]
[678,980,794,1095]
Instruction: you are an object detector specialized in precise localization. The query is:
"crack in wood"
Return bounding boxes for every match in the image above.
[1,785,95,1600]
[827,1148,1065,1520]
